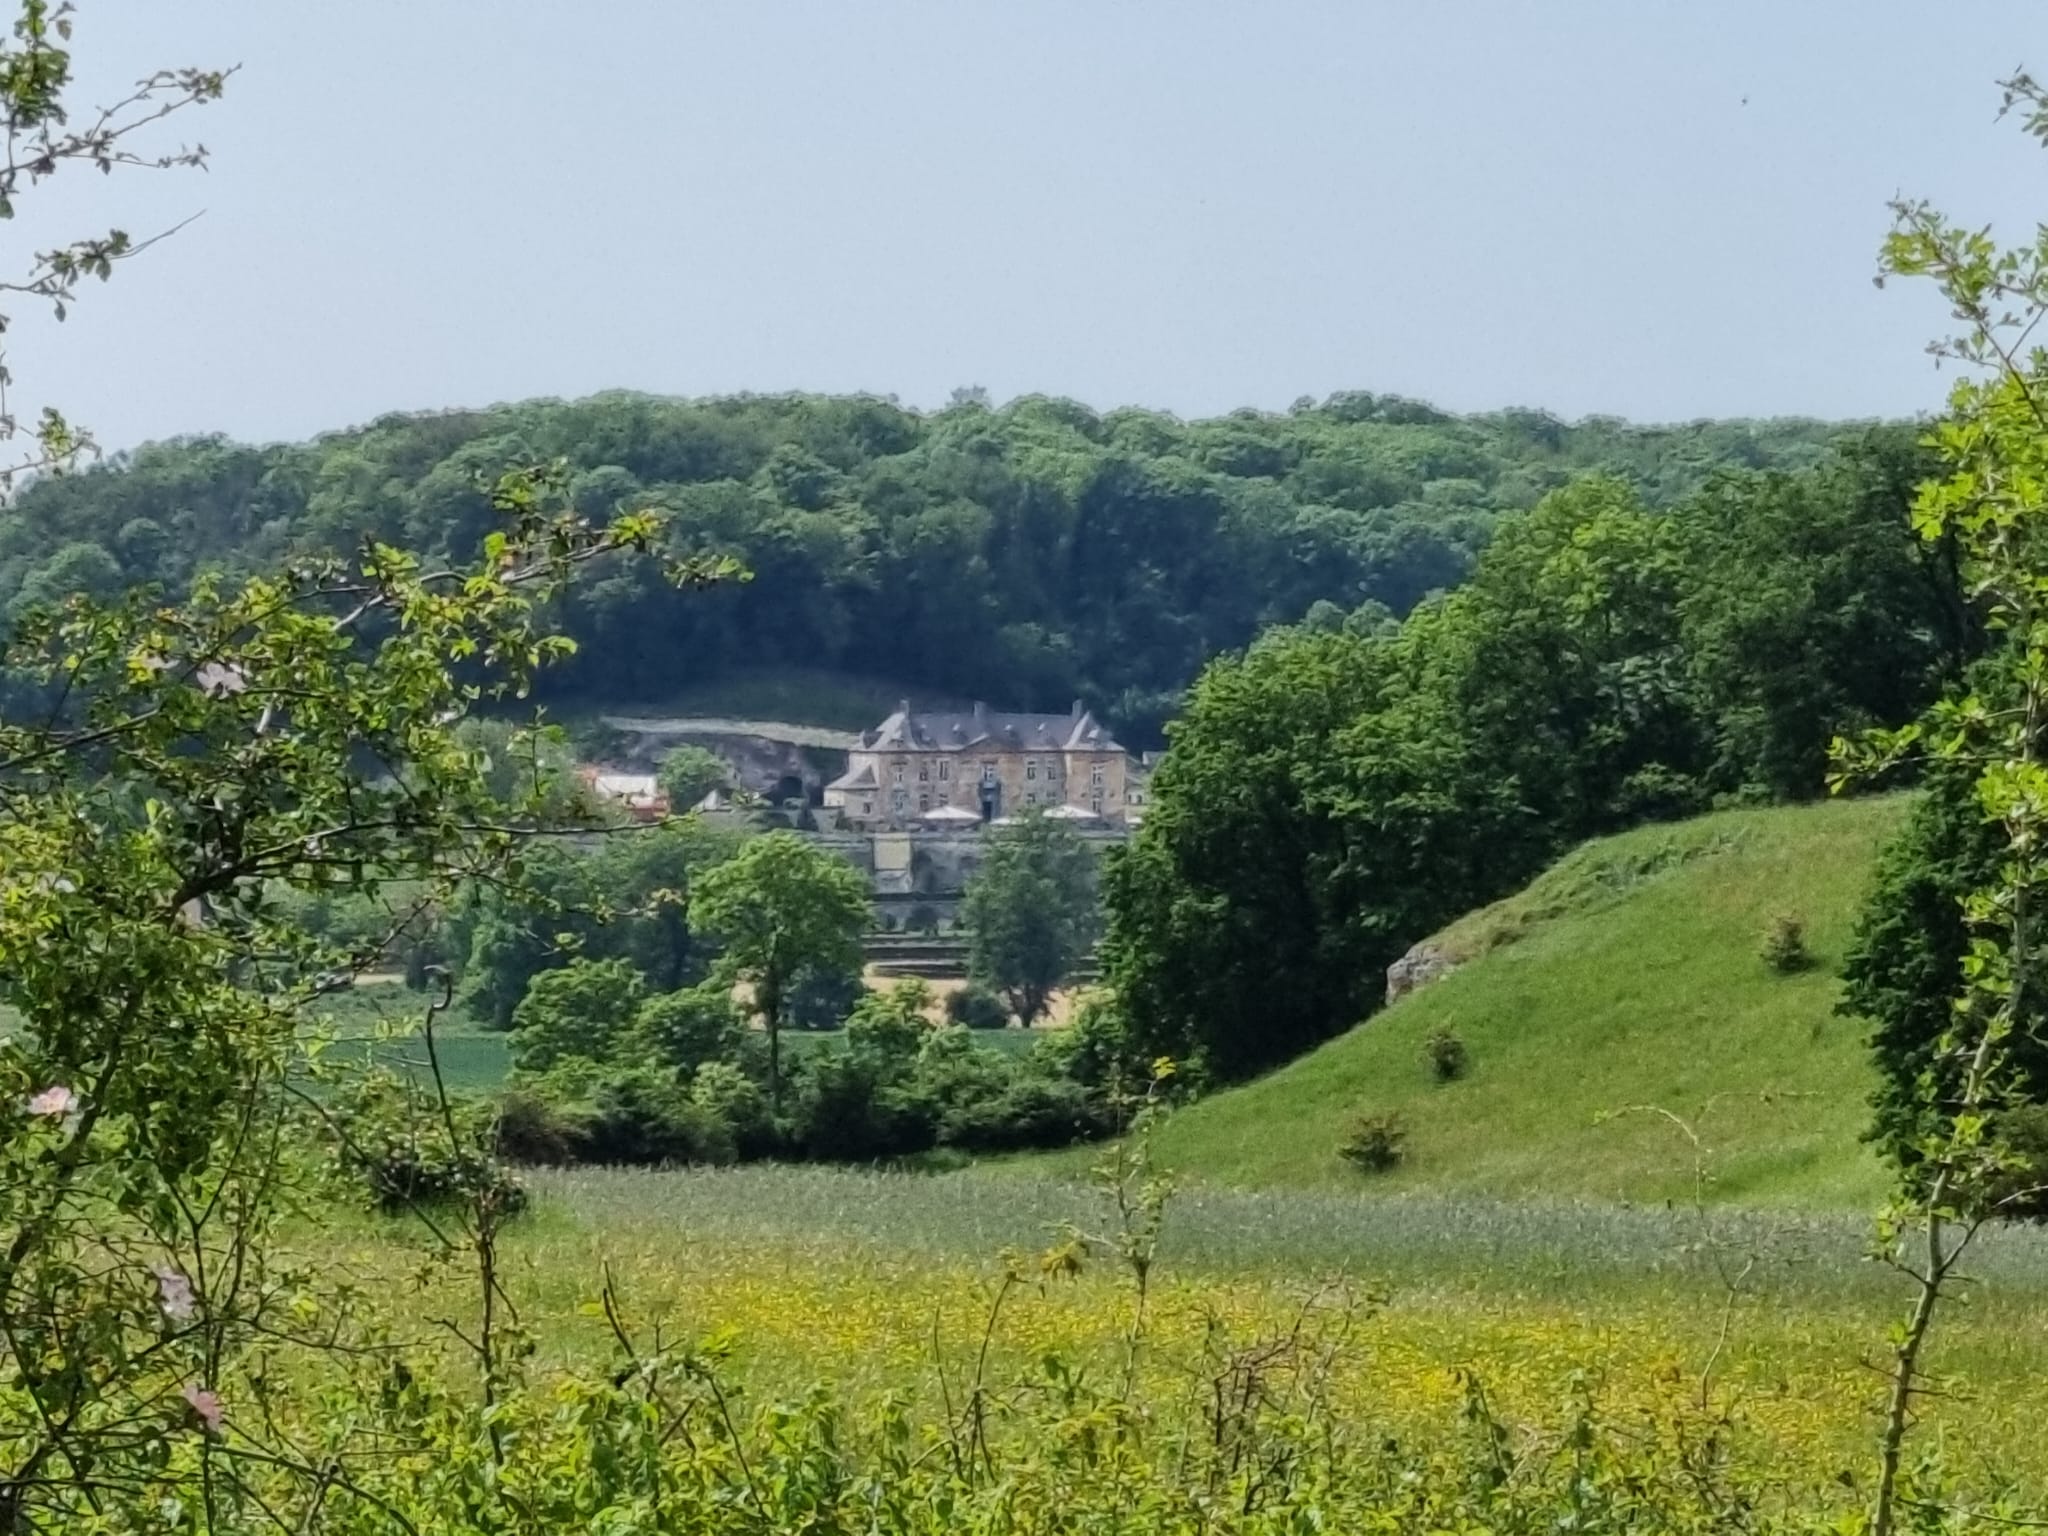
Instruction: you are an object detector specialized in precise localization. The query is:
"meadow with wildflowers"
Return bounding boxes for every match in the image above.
[299,1162,2048,1500]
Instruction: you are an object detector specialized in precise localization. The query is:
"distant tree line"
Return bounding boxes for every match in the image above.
[0,390,1851,740]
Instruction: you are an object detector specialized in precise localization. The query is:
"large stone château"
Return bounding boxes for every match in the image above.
[823,700,1143,830]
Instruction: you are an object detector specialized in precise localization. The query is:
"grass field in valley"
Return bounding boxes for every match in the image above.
[1016,795,1909,1207]
[308,980,1047,1094]
[309,1163,2048,1495]
[286,791,2048,1499]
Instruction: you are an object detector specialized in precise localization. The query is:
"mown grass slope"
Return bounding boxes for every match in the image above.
[1092,795,1910,1208]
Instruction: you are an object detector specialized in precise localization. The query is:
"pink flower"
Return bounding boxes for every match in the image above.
[195,661,248,699]
[152,1264,196,1322]
[25,1086,75,1119]
[180,1384,223,1434]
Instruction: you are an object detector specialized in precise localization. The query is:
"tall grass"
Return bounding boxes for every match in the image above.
[305,1162,2048,1487]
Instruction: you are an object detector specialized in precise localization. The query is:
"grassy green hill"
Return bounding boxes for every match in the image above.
[1062,795,1911,1208]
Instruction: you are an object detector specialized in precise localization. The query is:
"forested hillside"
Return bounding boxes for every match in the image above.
[1103,431,1977,1079]
[0,391,1849,737]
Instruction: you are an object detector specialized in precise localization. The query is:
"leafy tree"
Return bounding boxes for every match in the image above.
[1841,757,2048,1200]
[1106,454,1968,1083]
[1421,476,1705,838]
[507,952,648,1076]
[843,978,934,1063]
[961,812,1099,1024]
[453,714,587,812]
[634,980,744,1076]
[691,831,870,1106]
[456,816,746,1023]
[1102,627,1422,1078]
[784,959,864,1030]
[0,440,689,1523]
[657,742,729,808]
[1833,113,2048,1529]
[945,982,1010,1030]
[1675,431,1973,800]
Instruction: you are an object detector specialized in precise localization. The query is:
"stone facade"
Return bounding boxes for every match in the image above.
[824,700,1133,830]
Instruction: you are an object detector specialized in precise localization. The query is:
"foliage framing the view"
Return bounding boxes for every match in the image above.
[1825,70,2048,1535]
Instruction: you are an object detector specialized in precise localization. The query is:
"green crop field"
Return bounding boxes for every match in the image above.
[308,982,1044,1098]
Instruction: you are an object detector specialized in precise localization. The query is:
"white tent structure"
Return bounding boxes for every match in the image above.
[1042,802,1101,822]
[919,804,983,825]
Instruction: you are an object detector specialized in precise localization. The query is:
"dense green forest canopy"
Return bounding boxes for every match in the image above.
[1,390,1854,737]
[1103,430,1978,1080]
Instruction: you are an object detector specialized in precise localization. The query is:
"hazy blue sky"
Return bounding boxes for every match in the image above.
[13,2,2047,451]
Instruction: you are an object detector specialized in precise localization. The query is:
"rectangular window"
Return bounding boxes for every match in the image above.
[892,789,907,810]
[1026,791,1038,805]
[918,764,929,782]
[1026,760,1038,780]
[1092,793,1104,812]
[980,760,997,784]
[861,800,872,816]
[920,794,930,812]
[1090,763,1105,786]
[893,762,905,784]
[938,760,950,781]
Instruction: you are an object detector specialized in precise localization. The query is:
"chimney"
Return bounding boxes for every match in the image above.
[1070,698,1085,720]
[897,698,911,719]
[972,700,988,730]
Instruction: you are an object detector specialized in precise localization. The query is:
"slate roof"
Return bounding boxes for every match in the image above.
[862,701,1121,756]
[824,761,879,792]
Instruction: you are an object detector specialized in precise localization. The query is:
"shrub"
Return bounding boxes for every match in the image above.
[1339,1111,1406,1174]
[497,1064,743,1167]
[1988,1102,2048,1221]
[1760,912,1811,974]
[689,1061,775,1158]
[583,1067,736,1165]
[845,980,935,1063]
[634,982,744,1075]
[786,962,865,1030]
[945,983,1011,1031]
[937,1073,1112,1152]
[494,1085,584,1164]
[324,1070,528,1215]
[1423,1026,1469,1082]
[509,956,647,1072]
[786,1047,937,1161]
[1033,992,1151,1092]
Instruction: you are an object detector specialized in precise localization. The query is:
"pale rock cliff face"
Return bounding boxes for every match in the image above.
[1384,941,1457,1005]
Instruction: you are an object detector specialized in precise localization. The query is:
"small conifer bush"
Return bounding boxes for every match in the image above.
[1760,913,1811,974]
[1340,1111,1407,1173]
[1423,1026,1469,1082]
